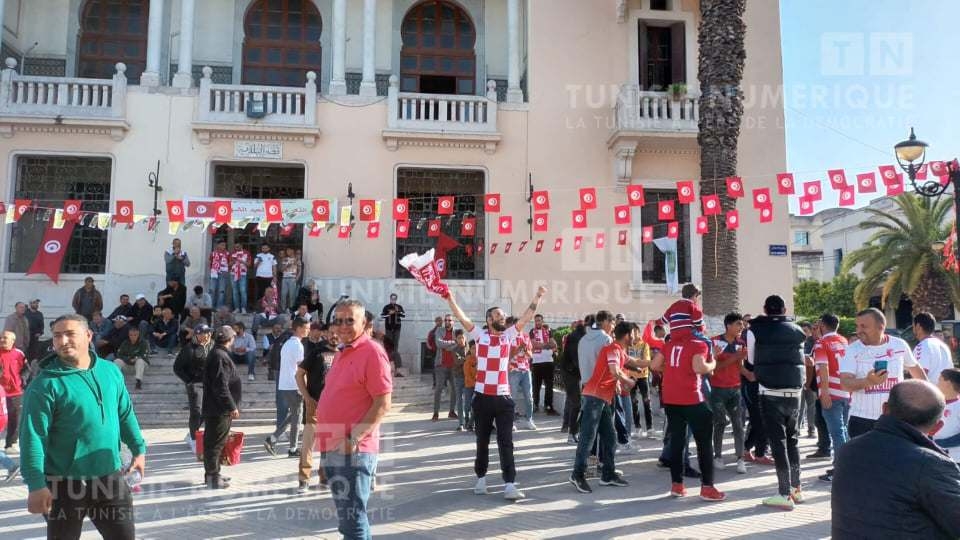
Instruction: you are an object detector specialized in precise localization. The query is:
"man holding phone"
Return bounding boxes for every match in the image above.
[840,308,927,438]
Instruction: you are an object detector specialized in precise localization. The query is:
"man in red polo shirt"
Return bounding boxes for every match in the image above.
[652,334,726,501]
[710,313,748,474]
[315,300,392,539]
[0,330,27,450]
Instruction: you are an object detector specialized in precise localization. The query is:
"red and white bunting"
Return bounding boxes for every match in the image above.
[803,181,823,202]
[677,181,696,204]
[856,172,877,193]
[437,196,455,215]
[427,219,441,237]
[553,238,563,252]
[533,212,549,232]
[702,195,721,216]
[366,222,380,238]
[498,215,513,235]
[396,220,410,238]
[752,188,772,209]
[878,165,899,186]
[642,226,654,243]
[579,187,597,210]
[573,236,583,250]
[798,197,815,216]
[460,217,476,237]
[627,184,645,206]
[695,216,708,235]
[726,176,745,198]
[115,200,134,224]
[658,200,675,221]
[759,205,774,223]
[839,186,856,207]
[617,230,628,245]
[828,169,848,190]
[667,222,680,239]
[726,210,740,230]
[595,233,605,249]
[613,205,631,225]
[484,193,501,213]
[572,209,587,229]
[532,190,550,211]
[776,173,795,195]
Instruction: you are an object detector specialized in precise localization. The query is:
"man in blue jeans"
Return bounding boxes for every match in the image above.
[812,313,849,482]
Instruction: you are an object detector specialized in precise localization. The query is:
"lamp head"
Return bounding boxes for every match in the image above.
[894,127,928,165]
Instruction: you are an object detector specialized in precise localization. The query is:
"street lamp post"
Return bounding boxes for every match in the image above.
[895,127,960,306]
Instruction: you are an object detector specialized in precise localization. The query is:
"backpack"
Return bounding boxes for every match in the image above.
[267,330,293,371]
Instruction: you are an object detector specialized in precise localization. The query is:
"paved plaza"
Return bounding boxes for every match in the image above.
[0,391,834,540]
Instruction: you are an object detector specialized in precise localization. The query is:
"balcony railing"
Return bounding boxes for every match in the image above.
[0,57,127,119]
[614,85,700,133]
[387,77,499,134]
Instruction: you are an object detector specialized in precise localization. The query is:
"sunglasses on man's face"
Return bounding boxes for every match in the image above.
[332,318,357,326]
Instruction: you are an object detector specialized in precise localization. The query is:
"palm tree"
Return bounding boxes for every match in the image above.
[697,0,747,316]
[842,194,959,320]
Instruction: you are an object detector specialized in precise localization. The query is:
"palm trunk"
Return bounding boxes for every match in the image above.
[910,271,953,320]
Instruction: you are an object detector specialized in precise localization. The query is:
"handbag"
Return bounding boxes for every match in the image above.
[194,430,245,465]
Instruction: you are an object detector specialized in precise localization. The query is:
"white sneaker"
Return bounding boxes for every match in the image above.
[278,432,289,443]
[616,443,637,455]
[566,434,577,445]
[645,429,656,439]
[631,431,642,439]
[713,458,725,471]
[525,420,537,431]
[248,374,255,381]
[474,476,488,495]
[736,459,747,474]
[503,482,525,500]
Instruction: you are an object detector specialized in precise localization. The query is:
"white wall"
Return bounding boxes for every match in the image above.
[484,0,507,78]
[14,0,68,57]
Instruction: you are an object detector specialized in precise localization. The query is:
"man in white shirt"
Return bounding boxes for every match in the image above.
[840,308,927,438]
[263,317,309,457]
[253,244,277,306]
[913,312,953,385]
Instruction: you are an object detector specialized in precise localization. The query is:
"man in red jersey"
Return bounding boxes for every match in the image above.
[652,333,726,501]
[710,313,747,475]
[813,313,849,483]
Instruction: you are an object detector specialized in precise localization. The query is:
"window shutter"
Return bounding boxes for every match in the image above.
[638,20,649,89]
[670,22,686,84]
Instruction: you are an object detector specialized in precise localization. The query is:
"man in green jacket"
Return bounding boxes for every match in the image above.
[20,314,146,539]
[114,326,151,391]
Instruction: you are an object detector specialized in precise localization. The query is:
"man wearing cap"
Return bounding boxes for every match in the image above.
[25,299,44,361]
[175,324,213,453]
[129,294,154,336]
[202,325,241,489]
[71,277,103,321]
[114,326,150,390]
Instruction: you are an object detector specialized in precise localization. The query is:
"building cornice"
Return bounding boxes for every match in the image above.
[0,116,129,141]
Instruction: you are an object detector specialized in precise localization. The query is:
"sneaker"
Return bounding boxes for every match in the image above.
[700,485,726,502]
[134,379,142,391]
[790,487,804,504]
[503,483,525,500]
[762,494,796,511]
[277,432,289,443]
[570,474,592,493]
[670,483,687,497]
[456,425,464,432]
[631,431,642,439]
[754,456,776,466]
[4,464,19,484]
[512,424,518,432]
[248,374,255,381]
[263,437,278,457]
[297,480,309,494]
[713,458,725,471]
[736,459,747,474]
[806,450,831,460]
[683,466,702,479]
[525,419,537,431]
[616,443,637,455]
[566,434,578,445]
[645,429,656,439]
[473,476,488,495]
[818,471,833,482]
[431,413,439,422]
[316,478,329,491]
[599,474,629,487]
[448,412,459,419]
[288,448,300,458]
[742,450,757,463]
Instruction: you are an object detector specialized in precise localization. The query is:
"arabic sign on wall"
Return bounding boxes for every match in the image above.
[234,141,283,160]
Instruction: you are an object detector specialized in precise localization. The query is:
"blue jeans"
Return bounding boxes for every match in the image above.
[0,448,15,471]
[573,395,616,479]
[322,452,378,540]
[211,272,229,308]
[232,351,256,375]
[460,385,474,428]
[820,397,850,460]
[232,274,248,311]
[508,370,533,420]
[150,332,177,354]
[616,394,633,443]
[453,375,466,425]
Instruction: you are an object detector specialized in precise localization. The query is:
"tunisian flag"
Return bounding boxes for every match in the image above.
[27,221,76,283]
[434,232,461,278]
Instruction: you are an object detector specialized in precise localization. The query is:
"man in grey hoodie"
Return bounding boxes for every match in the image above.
[578,311,615,381]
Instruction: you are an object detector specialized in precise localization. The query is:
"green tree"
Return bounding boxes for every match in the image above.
[794,274,860,318]
[842,194,959,320]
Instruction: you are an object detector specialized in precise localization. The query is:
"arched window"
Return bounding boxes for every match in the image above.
[77,0,148,81]
[243,0,322,87]
[400,0,476,95]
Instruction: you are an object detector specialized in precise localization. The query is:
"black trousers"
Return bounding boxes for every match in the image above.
[561,372,581,433]
[472,393,517,483]
[203,414,232,479]
[5,395,21,447]
[759,393,802,496]
[848,416,876,439]
[531,362,555,410]
[185,383,203,440]
[46,471,134,540]
[742,381,769,457]
[664,403,714,485]
[815,399,831,453]
[630,378,653,430]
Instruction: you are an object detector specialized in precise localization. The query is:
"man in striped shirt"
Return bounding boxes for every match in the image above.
[811,313,848,482]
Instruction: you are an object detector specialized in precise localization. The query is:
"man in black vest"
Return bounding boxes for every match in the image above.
[746,295,807,511]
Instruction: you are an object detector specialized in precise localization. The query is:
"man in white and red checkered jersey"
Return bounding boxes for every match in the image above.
[840,308,927,439]
[446,285,547,502]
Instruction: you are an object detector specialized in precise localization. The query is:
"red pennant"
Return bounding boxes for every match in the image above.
[213,200,232,223]
[667,222,679,239]
[279,223,295,237]
[532,190,550,211]
[308,223,322,237]
[886,174,904,196]
[26,220,76,284]
[759,205,774,223]
[702,195,721,216]
[490,243,498,254]
[571,209,587,228]
[312,199,330,222]
[477,243,484,254]
[676,181,696,204]
[0,202,6,215]
[726,210,740,230]
[504,242,513,253]
[483,193,501,213]
[776,173,795,195]
[167,200,185,222]
[838,186,856,207]
[878,165,899,186]
[726,176,745,198]
[186,200,212,219]
[553,238,563,252]
[914,164,928,181]
[535,240,544,253]
[460,217,476,237]
[617,230,627,245]
[657,200,675,221]
[498,215,513,235]
[337,225,350,238]
[929,161,947,177]
[63,200,82,221]
[465,244,474,257]
[595,233,605,248]
[359,199,376,222]
[438,196,455,215]
[264,199,283,222]
[579,187,597,210]
[803,181,822,201]
[367,222,380,238]
[613,205,631,225]
[518,241,528,252]
[574,236,583,250]
[828,169,848,190]
[392,198,408,221]
[642,226,654,243]
[856,173,877,193]
[533,213,548,232]
[798,197,814,216]
[752,188,772,209]
[427,219,441,237]
[396,220,410,238]
[115,200,134,223]
[695,216,708,235]
[627,184,645,206]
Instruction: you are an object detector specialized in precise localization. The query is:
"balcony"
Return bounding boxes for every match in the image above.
[382,76,502,154]
[192,67,320,147]
[0,58,129,140]
[611,85,700,137]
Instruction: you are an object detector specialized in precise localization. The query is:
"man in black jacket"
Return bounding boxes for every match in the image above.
[173,324,213,454]
[833,380,960,539]
[202,325,241,489]
[560,318,588,443]
[746,294,807,510]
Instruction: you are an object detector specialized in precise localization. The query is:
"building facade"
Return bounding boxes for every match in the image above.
[0,0,789,366]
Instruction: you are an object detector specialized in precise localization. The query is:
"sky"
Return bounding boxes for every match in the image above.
[779,0,960,211]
